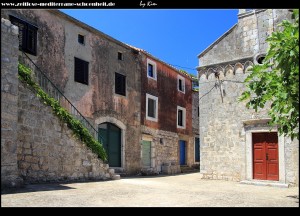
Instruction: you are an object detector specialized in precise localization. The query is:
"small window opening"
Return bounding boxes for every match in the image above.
[78,34,85,45]
[118,52,123,60]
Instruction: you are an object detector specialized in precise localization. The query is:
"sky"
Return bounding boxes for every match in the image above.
[60,9,238,76]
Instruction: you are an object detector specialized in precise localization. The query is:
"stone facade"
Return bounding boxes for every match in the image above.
[137,49,196,174]
[197,9,298,186]
[1,18,23,188]
[1,9,197,180]
[198,9,292,66]
[1,9,142,175]
[192,91,199,135]
[1,18,114,187]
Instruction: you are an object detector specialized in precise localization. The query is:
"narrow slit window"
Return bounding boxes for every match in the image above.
[118,52,123,60]
[147,59,157,80]
[177,106,186,129]
[178,75,185,93]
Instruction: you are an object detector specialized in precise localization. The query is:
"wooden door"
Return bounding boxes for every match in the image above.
[253,132,279,181]
[179,140,186,165]
[142,140,151,167]
[195,137,200,162]
[99,123,121,167]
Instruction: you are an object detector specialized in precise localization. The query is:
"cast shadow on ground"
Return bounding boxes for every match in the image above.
[286,195,299,203]
[1,183,75,195]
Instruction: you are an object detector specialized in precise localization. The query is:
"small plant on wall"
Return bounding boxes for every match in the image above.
[18,63,108,161]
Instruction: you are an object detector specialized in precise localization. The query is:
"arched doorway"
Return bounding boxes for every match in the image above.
[99,123,121,167]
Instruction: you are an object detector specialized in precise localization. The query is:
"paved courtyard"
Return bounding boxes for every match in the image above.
[1,173,299,207]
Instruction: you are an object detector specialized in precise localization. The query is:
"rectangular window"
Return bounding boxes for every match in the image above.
[74,57,89,85]
[115,72,126,96]
[10,15,38,56]
[118,52,123,60]
[78,34,85,45]
[177,106,186,129]
[146,93,158,122]
[148,64,153,77]
[178,75,185,93]
[147,58,157,80]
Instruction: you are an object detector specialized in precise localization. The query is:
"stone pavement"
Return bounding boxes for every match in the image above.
[1,173,299,207]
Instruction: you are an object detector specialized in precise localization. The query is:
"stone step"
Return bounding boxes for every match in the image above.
[180,166,200,173]
[112,174,121,180]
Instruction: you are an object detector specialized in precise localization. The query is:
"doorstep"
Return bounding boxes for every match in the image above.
[240,180,289,188]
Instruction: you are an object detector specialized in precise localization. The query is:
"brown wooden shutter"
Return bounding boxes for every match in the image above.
[74,57,89,85]
[115,73,126,96]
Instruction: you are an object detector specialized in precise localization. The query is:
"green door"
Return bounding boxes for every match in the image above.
[99,123,121,167]
[142,140,151,167]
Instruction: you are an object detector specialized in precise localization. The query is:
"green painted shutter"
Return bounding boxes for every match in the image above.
[142,140,151,167]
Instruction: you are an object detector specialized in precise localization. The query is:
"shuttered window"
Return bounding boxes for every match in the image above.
[115,73,126,96]
[10,15,38,56]
[74,57,89,85]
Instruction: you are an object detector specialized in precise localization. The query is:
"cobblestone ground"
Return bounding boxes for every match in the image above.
[1,173,299,207]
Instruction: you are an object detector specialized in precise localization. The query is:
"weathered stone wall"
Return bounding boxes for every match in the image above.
[199,9,292,66]
[1,18,23,188]
[197,9,298,185]
[192,91,199,135]
[141,126,196,173]
[17,82,113,183]
[198,71,299,185]
[284,137,299,186]
[141,126,179,174]
[140,53,193,135]
[199,71,265,181]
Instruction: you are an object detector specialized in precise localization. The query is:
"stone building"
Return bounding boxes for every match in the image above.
[1,9,197,184]
[130,47,197,174]
[1,18,117,188]
[197,9,298,186]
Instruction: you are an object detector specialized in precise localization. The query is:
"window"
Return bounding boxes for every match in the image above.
[74,57,89,85]
[78,34,85,45]
[177,106,186,129]
[192,79,199,90]
[10,15,38,55]
[147,59,157,80]
[118,52,123,60]
[146,94,158,122]
[178,75,185,93]
[115,73,126,96]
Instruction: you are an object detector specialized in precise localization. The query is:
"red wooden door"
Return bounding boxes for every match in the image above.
[253,132,279,181]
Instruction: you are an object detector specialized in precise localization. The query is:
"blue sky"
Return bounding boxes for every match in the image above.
[60,9,238,76]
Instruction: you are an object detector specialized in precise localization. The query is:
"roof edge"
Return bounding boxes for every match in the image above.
[197,23,237,58]
[47,10,133,51]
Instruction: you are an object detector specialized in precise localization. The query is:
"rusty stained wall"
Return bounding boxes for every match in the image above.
[140,53,194,168]
[2,9,142,174]
[140,55,193,135]
[1,10,69,91]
